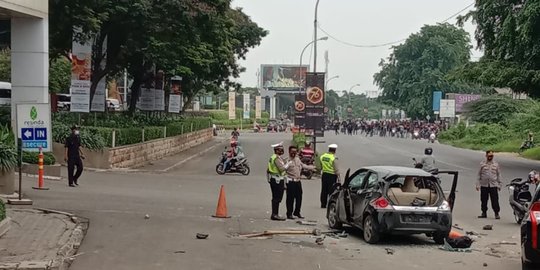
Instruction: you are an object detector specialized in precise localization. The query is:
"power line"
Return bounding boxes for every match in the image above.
[318,2,475,49]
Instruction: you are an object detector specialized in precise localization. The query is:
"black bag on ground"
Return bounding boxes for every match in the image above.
[446,236,473,249]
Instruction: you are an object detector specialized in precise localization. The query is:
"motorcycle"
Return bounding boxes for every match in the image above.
[300,156,315,180]
[519,140,534,152]
[216,150,250,175]
[412,130,420,140]
[391,128,397,137]
[429,133,436,143]
[507,178,534,223]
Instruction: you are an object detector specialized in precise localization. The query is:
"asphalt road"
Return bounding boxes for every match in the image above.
[20,132,538,270]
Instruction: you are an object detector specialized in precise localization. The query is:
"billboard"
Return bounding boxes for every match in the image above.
[440,99,456,118]
[261,65,309,90]
[432,91,442,112]
[455,94,481,113]
[70,27,92,113]
[305,72,325,137]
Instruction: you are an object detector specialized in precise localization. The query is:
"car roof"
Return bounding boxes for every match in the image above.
[362,166,433,178]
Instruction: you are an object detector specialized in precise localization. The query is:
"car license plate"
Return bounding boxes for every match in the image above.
[401,214,431,223]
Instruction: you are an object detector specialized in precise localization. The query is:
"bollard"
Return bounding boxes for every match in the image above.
[112,129,116,148]
[163,126,167,138]
[142,127,145,142]
[32,147,49,190]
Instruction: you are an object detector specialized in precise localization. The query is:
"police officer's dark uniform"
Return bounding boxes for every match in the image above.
[267,142,288,221]
[319,144,340,208]
[64,125,84,187]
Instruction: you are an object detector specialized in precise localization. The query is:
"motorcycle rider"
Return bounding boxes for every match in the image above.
[528,170,540,190]
[222,141,239,172]
[421,147,436,172]
[300,141,315,162]
[231,127,240,140]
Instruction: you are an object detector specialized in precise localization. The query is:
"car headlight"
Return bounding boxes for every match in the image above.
[437,200,451,212]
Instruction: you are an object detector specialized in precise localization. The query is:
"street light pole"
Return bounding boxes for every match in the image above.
[348,84,361,105]
[300,37,328,88]
[314,0,321,72]
[325,75,339,91]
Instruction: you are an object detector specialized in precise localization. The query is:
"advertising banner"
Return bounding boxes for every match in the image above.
[168,94,182,113]
[382,109,387,119]
[255,96,262,119]
[432,91,443,112]
[155,89,165,111]
[243,94,250,119]
[455,94,481,113]
[139,88,155,111]
[70,28,92,113]
[305,72,325,137]
[228,92,236,120]
[261,65,309,90]
[91,35,107,112]
[294,92,306,128]
[440,99,456,118]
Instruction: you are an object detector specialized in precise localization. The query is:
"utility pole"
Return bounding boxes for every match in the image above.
[314,0,320,72]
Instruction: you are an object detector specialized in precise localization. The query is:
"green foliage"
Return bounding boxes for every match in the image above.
[374,23,478,118]
[0,143,17,172]
[0,107,9,127]
[0,199,5,221]
[0,124,15,146]
[0,49,10,82]
[22,152,56,165]
[49,57,71,93]
[293,132,306,148]
[52,123,106,150]
[464,96,529,124]
[522,147,540,160]
[457,1,540,96]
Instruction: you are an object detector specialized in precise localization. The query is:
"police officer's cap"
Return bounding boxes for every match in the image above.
[329,144,338,149]
[271,142,284,149]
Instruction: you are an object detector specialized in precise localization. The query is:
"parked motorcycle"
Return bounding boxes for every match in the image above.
[507,177,534,223]
[519,140,535,152]
[216,150,250,175]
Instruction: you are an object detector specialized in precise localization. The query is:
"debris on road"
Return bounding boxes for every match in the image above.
[238,229,322,238]
[452,224,463,230]
[144,214,150,219]
[296,220,318,226]
[493,241,517,246]
[482,225,493,230]
[196,233,209,239]
[439,239,472,253]
[385,248,395,255]
[315,236,325,245]
[174,250,186,254]
[483,263,488,267]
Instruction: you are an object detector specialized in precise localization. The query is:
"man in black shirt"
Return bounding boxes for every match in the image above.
[64,125,85,187]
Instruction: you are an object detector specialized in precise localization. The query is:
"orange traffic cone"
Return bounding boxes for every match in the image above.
[448,230,463,239]
[212,185,230,218]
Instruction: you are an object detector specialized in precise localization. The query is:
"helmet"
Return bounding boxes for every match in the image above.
[528,170,537,180]
[230,140,238,147]
[424,147,433,155]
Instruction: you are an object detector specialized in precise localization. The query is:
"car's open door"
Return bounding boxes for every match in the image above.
[341,169,353,222]
[433,171,459,211]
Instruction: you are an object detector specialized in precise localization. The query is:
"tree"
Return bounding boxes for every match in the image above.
[464,95,530,124]
[49,0,267,113]
[0,49,9,82]
[374,23,476,118]
[49,57,71,93]
[456,0,540,96]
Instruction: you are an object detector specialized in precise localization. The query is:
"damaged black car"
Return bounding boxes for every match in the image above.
[327,166,458,244]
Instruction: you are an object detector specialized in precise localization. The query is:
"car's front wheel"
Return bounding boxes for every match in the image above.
[522,259,538,270]
[433,231,449,244]
[363,215,380,244]
[327,202,343,229]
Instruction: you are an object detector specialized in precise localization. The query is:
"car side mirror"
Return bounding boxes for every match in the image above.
[345,169,350,181]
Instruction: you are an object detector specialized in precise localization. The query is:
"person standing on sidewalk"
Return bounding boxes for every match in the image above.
[476,150,502,219]
[267,142,289,221]
[285,145,315,219]
[64,125,85,187]
[320,144,340,208]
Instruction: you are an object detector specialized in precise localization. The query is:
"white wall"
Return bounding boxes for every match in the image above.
[10,16,49,128]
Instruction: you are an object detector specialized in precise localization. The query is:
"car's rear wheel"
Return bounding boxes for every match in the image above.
[433,231,449,244]
[522,259,538,270]
[327,202,343,229]
[363,215,380,244]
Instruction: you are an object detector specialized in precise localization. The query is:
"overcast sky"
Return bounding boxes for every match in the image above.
[231,0,482,95]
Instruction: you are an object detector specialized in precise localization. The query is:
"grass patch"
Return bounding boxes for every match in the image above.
[522,147,540,160]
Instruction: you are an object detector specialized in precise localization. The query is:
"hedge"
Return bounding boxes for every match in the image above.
[53,117,213,149]
[22,151,56,165]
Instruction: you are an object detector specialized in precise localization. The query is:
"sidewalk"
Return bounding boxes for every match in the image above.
[0,208,87,270]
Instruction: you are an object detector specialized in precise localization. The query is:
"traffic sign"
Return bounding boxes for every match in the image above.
[17,104,52,152]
